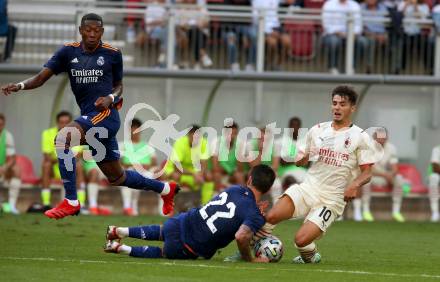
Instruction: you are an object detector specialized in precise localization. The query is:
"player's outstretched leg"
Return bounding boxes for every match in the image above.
[100,161,180,215]
[44,124,84,219]
[104,241,163,258]
[106,225,163,241]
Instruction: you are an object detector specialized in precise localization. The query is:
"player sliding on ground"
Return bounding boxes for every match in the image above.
[243,86,380,263]
[104,164,275,262]
[0,13,179,219]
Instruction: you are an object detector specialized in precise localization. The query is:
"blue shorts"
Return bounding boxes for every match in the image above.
[75,109,121,163]
[162,216,198,260]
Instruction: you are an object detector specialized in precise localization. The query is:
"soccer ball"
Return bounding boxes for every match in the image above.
[253,236,284,262]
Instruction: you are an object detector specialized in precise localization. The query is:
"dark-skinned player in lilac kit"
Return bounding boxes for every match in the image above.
[1,13,179,219]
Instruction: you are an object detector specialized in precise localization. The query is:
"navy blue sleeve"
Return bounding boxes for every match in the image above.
[242,201,265,233]
[44,46,69,75]
[112,50,123,83]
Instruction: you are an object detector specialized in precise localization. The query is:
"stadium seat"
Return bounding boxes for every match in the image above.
[284,21,316,59]
[304,0,325,9]
[15,155,40,187]
[371,163,429,194]
[397,163,429,194]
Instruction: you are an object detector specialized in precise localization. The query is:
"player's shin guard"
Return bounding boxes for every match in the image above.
[129,225,162,241]
[130,246,163,259]
[295,242,318,263]
[57,148,77,201]
[8,178,21,211]
[122,170,165,194]
[428,173,440,215]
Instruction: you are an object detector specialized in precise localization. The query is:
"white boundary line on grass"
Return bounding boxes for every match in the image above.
[1,256,440,280]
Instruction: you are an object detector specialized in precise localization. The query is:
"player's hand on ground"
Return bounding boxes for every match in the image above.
[1,83,20,96]
[94,96,113,111]
[252,256,270,263]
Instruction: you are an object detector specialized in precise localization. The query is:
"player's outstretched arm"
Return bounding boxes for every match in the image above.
[344,164,373,202]
[1,68,54,96]
[235,225,268,263]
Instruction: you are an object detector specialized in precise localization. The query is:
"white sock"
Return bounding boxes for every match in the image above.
[66,199,79,206]
[295,242,317,263]
[392,198,402,214]
[353,198,361,214]
[116,227,129,238]
[87,183,99,208]
[121,187,132,209]
[251,223,275,246]
[161,183,170,196]
[429,174,439,214]
[8,178,21,209]
[362,184,371,213]
[118,244,132,255]
[131,189,141,215]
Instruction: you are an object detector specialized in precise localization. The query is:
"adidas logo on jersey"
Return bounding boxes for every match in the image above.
[71,58,79,63]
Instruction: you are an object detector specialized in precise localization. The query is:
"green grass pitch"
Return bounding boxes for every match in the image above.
[1,214,440,282]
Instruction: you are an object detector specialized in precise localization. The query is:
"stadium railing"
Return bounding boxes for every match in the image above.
[4,0,440,76]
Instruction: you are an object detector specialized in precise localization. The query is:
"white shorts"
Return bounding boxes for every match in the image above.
[283,184,339,232]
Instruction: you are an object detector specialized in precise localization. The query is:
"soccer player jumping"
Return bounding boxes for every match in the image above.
[1,13,179,219]
[262,86,380,263]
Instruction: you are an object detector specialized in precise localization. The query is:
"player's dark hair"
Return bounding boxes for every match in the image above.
[250,164,276,194]
[81,13,103,27]
[56,111,72,121]
[0,113,5,122]
[289,116,302,127]
[224,122,238,129]
[331,85,358,105]
[189,124,201,133]
[131,118,142,128]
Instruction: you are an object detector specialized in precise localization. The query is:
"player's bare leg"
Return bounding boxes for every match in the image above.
[44,121,85,219]
[98,160,179,215]
[292,221,323,264]
[266,195,296,224]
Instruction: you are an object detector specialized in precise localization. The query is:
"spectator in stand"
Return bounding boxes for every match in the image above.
[428,145,440,222]
[398,0,430,71]
[136,0,168,67]
[322,0,369,74]
[249,0,292,71]
[211,122,246,189]
[0,0,17,62]
[271,117,307,204]
[118,118,159,216]
[280,0,305,8]
[215,0,253,71]
[352,128,408,222]
[164,125,215,205]
[0,113,21,214]
[428,1,440,73]
[361,0,388,73]
[175,0,213,69]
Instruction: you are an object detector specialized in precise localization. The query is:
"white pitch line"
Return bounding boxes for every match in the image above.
[1,256,440,280]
